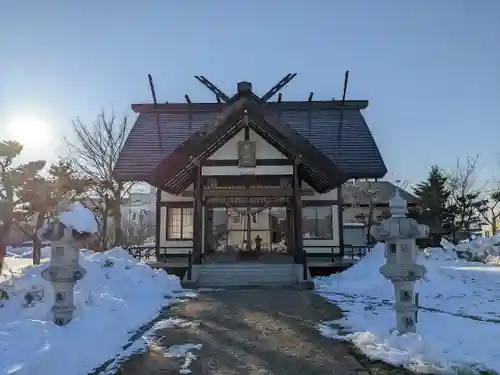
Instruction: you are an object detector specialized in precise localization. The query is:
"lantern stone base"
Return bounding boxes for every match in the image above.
[395,305,418,333]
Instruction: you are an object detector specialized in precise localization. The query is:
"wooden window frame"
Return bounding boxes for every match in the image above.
[302,205,334,240]
[166,206,194,241]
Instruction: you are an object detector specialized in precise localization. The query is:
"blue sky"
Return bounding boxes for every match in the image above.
[1,1,499,187]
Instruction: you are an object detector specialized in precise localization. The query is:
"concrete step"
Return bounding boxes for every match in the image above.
[199,272,295,279]
[199,264,296,270]
[182,263,313,290]
[199,277,296,284]
[199,269,295,275]
[200,272,294,278]
[197,264,298,287]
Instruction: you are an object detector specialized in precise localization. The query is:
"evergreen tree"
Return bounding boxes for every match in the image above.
[17,160,88,264]
[0,141,45,274]
[412,165,452,246]
[450,191,487,240]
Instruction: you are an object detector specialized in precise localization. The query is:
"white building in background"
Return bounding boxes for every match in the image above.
[121,189,156,243]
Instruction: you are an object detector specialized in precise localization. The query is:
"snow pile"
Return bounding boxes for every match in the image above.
[0,247,182,375]
[58,202,98,233]
[315,243,500,374]
[441,235,500,263]
[5,245,51,259]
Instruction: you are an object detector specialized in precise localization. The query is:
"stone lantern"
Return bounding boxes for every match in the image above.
[40,201,95,326]
[371,189,429,333]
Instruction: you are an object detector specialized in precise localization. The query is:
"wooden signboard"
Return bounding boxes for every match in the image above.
[237,140,256,167]
[204,196,291,207]
[204,187,292,197]
[203,176,293,197]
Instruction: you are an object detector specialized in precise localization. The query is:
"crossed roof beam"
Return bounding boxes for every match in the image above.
[194,73,297,104]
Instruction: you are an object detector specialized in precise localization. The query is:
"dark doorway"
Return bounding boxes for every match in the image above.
[204,206,291,262]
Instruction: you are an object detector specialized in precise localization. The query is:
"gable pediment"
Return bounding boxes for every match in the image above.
[148,97,349,193]
[208,128,287,160]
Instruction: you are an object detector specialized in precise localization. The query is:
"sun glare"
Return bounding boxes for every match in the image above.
[6,116,53,148]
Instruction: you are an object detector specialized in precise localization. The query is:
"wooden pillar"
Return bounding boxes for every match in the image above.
[155,188,162,262]
[246,209,252,251]
[286,206,294,255]
[292,158,303,263]
[204,208,213,253]
[193,161,203,264]
[337,185,345,257]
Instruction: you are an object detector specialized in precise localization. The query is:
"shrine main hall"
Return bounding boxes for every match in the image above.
[114,75,387,268]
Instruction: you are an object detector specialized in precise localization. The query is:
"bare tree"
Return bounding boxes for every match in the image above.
[343,180,381,245]
[479,190,500,236]
[64,111,133,249]
[446,156,485,240]
[344,179,412,244]
[448,156,478,199]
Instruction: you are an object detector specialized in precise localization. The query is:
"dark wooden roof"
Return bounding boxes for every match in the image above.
[114,98,387,190]
[148,97,349,193]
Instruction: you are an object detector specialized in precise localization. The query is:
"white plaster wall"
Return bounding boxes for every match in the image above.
[302,182,338,201]
[160,184,193,202]
[208,128,287,160]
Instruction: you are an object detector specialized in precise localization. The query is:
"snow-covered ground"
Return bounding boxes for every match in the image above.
[0,202,186,375]
[315,241,500,374]
[0,247,182,375]
[5,245,52,259]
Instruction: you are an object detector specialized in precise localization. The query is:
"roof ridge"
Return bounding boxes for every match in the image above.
[131,100,369,113]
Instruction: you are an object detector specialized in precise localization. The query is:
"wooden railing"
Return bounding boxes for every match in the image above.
[126,245,156,261]
[126,244,371,266]
[304,245,372,263]
[125,246,194,265]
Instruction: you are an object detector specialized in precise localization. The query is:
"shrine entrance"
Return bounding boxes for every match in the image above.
[202,176,295,263]
[205,206,292,263]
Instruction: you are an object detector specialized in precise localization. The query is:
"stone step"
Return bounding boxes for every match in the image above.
[199,268,294,273]
[198,278,297,285]
[200,275,294,280]
[199,272,295,279]
[199,275,296,281]
[199,271,295,278]
[199,264,296,269]
[200,269,295,273]
[200,272,294,276]
[183,263,313,289]
[200,269,294,275]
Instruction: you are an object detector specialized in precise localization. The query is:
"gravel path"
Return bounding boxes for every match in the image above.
[116,290,412,375]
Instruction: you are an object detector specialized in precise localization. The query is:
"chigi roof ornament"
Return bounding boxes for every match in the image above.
[193,74,297,104]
